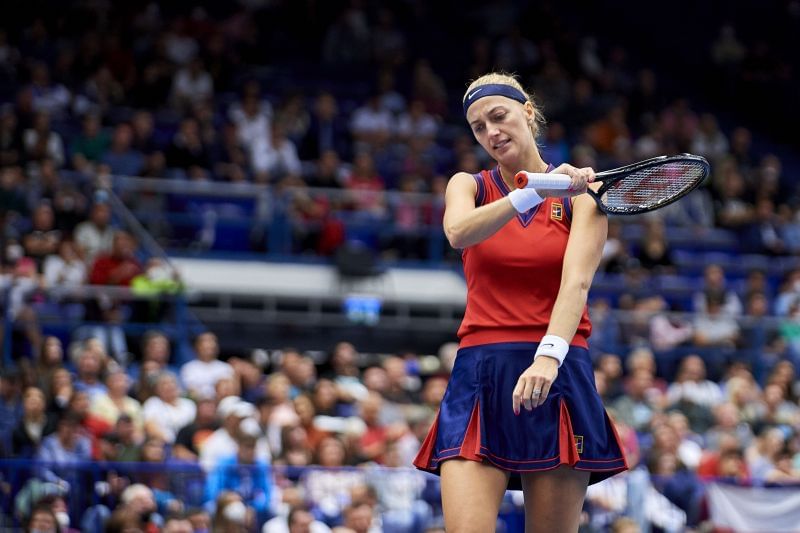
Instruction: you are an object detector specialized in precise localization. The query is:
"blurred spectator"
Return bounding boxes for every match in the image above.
[350,96,394,153]
[142,372,196,444]
[72,340,107,399]
[171,57,213,113]
[173,396,219,462]
[635,220,675,273]
[303,435,366,526]
[262,504,332,533]
[180,332,234,400]
[691,113,729,162]
[212,490,255,533]
[322,5,371,68]
[711,24,747,68]
[23,112,65,169]
[692,264,743,316]
[396,100,438,145]
[165,118,210,178]
[73,202,114,263]
[612,370,661,433]
[343,152,386,217]
[355,392,388,464]
[228,80,273,156]
[252,121,302,183]
[200,398,271,471]
[596,353,625,401]
[666,355,723,432]
[118,484,161,533]
[692,291,741,348]
[101,124,145,177]
[26,504,59,533]
[36,413,91,482]
[742,198,786,255]
[90,369,143,435]
[22,202,61,271]
[0,106,23,167]
[27,62,71,118]
[43,239,86,293]
[205,431,273,519]
[69,113,110,173]
[212,122,249,182]
[645,295,694,352]
[11,386,55,458]
[300,92,349,161]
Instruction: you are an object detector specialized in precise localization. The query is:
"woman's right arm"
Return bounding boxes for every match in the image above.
[443,172,517,249]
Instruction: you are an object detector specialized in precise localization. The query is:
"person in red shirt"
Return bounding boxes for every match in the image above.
[89,230,142,286]
[413,72,627,532]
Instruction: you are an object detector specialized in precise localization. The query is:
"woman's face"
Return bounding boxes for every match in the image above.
[466,95,534,167]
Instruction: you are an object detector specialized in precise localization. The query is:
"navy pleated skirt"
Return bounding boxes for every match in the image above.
[413,342,627,490]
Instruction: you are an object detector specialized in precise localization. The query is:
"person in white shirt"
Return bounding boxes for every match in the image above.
[73,202,115,263]
[171,57,213,112]
[228,81,273,154]
[200,397,270,471]
[180,332,234,400]
[142,371,196,443]
[666,355,724,409]
[262,505,331,533]
[251,122,302,182]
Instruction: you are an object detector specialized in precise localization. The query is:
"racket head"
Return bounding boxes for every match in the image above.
[593,154,710,215]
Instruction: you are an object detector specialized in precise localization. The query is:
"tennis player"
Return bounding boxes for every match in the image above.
[414,72,628,532]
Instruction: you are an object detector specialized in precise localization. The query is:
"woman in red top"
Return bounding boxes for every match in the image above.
[413,72,627,532]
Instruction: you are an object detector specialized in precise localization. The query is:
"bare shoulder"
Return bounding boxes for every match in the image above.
[446,171,479,195]
[448,171,479,188]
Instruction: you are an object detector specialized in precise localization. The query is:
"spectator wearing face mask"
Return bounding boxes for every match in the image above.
[26,504,58,533]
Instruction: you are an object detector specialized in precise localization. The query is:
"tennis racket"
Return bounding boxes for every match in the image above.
[514,154,710,215]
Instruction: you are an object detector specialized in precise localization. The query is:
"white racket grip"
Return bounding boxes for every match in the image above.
[513,172,572,190]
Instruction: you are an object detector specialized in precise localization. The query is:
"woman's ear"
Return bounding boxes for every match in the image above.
[525,101,536,123]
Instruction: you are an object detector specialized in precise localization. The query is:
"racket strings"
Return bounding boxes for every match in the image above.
[604,162,707,213]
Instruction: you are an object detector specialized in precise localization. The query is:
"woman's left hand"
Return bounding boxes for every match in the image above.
[512,356,559,415]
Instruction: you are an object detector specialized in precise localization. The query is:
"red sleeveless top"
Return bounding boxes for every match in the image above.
[457,166,592,348]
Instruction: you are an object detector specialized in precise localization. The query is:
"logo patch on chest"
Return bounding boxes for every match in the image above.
[551,202,563,221]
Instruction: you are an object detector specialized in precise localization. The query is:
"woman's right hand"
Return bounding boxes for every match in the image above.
[536,163,596,198]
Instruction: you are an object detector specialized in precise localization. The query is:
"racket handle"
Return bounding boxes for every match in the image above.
[514,172,572,190]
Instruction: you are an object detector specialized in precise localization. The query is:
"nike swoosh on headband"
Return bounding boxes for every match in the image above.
[467,88,482,99]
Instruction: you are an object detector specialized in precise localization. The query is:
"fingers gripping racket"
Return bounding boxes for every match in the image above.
[514,154,710,215]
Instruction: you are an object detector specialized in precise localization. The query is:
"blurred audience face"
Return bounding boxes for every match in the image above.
[678,355,706,382]
[163,518,193,533]
[316,436,346,467]
[28,507,58,533]
[288,507,315,533]
[194,332,219,362]
[143,332,170,366]
[23,387,46,418]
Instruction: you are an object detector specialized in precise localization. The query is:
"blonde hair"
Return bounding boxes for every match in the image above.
[463,72,546,141]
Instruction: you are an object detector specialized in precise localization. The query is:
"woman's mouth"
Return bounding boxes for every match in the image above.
[493,139,511,152]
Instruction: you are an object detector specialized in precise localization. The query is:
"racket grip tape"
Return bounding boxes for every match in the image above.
[513,172,572,190]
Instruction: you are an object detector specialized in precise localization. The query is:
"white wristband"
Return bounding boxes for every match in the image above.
[508,187,544,213]
[535,335,569,367]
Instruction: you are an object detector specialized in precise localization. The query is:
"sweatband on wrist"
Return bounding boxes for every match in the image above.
[508,188,543,213]
[535,335,570,367]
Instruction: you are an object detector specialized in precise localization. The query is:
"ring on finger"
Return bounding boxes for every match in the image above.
[532,389,542,397]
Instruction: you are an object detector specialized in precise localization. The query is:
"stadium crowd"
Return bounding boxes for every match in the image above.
[1,0,800,532]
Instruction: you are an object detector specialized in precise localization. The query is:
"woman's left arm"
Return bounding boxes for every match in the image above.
[547,183,608,342]
[512,184,606,414]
